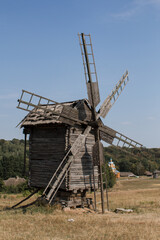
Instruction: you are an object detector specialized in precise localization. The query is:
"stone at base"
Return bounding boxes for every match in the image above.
[114,208,133,213]
[63,207,71,212]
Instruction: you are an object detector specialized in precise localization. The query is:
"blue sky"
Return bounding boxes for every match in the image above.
[0,0,160,147]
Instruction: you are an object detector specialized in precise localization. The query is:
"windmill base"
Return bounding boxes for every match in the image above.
[46,190,94,209]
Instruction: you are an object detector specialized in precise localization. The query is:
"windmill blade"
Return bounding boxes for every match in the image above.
[17,89,88,126]
[98,70,129,118]
[78,33,100,108]
[99,126,116,145]
[99,125,143,150]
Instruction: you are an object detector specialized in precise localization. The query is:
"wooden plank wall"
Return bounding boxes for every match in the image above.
[28,124,99,191]
[29,125,67,188]
[75,100,92,122]
[69,126,99,191]
[28,100,99,192]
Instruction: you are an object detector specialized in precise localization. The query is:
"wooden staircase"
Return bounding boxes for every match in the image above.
[42,155,73,204]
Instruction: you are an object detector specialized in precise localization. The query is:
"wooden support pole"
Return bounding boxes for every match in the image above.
[99,162,105,214]
[104,166,109,211]
[23,130,27,177]
[93,132,105,214]
[92,163,97,211]
[11,189,38,209]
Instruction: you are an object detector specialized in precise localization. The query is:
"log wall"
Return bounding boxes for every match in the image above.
[27,100,99,192]
[29,125,67,188]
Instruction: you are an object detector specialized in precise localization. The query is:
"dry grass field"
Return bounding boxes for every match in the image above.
[1,177,160,240]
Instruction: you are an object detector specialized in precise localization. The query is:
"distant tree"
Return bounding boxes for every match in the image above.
[103,163,116,188]
[136,162,145,176]
[0,178,4,191]
[104,146,160,175]
[118,159,132,172]
[0,139,29,180]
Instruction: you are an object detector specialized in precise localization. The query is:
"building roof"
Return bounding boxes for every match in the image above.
[144,171,153,176]
[20,99,92,128]
[4,177,26,186]
[120,172,136,177]
[153,170,160,174]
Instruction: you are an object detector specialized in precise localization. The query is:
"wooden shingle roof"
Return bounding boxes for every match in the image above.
[20,99,92,127]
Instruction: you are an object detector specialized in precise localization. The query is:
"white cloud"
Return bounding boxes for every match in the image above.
[0,93,18,100]
[112,0,160,19]
[135,0,160,5]
[112,8,137,18]
[147,116,156,120]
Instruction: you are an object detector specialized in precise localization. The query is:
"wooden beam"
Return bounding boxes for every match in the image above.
[23,129,27,177]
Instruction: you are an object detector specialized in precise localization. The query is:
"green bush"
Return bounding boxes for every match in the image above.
[0,178,4,191]
[102,163,116,188]
[1,181,29,194]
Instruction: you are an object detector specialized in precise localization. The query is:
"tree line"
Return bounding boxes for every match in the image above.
[0,139,159,182]
[0,138,116,188]
[0,139,29,180]
[104,146,160,175]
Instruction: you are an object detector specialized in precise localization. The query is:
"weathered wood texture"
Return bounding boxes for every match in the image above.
[69,126,98,190]
[87,82,100,107]
[24,99,99,192]
[29,125,67,189]
[92,141,104,166]
[28,124,98,191]
[21,99,92,127]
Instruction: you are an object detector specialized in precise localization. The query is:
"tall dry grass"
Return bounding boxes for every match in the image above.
[0,177,160,240]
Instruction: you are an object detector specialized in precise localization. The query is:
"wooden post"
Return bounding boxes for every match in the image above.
[99,161,105,214]
[93,134,105,214]
[23,130,27,177]
[92,163,97,211]
[104,166,109,211]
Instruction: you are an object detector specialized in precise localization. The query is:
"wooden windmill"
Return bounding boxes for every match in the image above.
[17,33,143,213]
